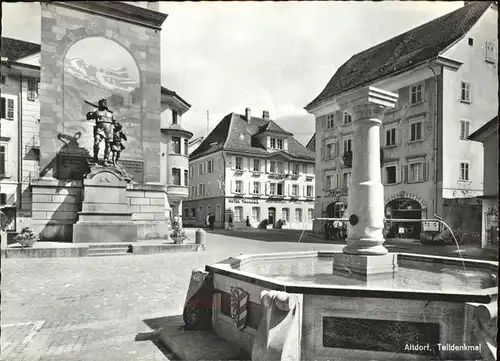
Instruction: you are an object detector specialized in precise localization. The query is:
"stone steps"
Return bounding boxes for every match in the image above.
[88,244,131,257]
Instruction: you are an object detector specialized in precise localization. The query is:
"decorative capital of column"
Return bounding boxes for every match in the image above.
[338,86,398,120]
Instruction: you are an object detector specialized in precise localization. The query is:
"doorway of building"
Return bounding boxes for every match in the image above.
[268,207,276,226]
[385,198,422,239]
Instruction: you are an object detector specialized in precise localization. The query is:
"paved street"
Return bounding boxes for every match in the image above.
[1,233,337,361]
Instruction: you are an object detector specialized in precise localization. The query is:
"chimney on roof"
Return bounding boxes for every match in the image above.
[245,107,251,122]
[262,110,270,120]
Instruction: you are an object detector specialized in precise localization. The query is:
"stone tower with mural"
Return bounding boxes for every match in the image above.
[31,2,169,242]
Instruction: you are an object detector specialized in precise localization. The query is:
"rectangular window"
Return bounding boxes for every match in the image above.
[326,175,333,190]
[292,163,299,175]
[198,163,204,175]
[485,41,496,63]
[277,162,284,174]
[234,207,243,222]
[253,182,261,194]
[277,139,284,149]
[459,162,470,181]
[291,185,299,196]
[410,121,423,142]
[172,110,178,124]
[235,180,243,193]
[326,113,335,129]
[0,75,5,85]
[282,208,290,222]
[343,172,351,188]
[343,112,352,124]
[269,183,276,195]
[460,81,471,103]
[207,159,213,173]
[27,78,39,101]
[253,159,260,172]
[307,185,313,197]
[0,145,5,176]
[235,157,242,170]
[385,128,396,146]
[191,208,196,218]
[184,208,189,218]
[172,168,181,185]
[302,164,308,174]
[0,97,14,120]
[270,138,276,148]
[410,83,423,104]
[409,163,424,183]
[326,143,333,159]
[270,161,276,173]
[295,208,303,222]
[343,139,352,153]
[184,170,188,186]
[385,166,397,185]
[307,209,314,222]
[172,137,181,154]
[184,139,188,155]
[252,207,261,222]
[277,183,284,196]
[460,120,470,140]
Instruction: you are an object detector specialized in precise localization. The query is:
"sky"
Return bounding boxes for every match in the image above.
[2,1,463,145]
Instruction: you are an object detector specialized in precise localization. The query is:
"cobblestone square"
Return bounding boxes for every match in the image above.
[1,233,335,360]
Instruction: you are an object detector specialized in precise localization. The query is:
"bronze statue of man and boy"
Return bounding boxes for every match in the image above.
[85,98,127,165]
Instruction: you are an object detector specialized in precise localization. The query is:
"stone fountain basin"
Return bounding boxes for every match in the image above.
[205,251,497,361]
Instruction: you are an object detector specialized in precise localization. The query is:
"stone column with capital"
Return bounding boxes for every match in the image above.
[332,86,398,275]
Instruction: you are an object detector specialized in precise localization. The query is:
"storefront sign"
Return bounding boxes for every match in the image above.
[228,198,259,204]
[326,188,348,198]
[422,221,440,232]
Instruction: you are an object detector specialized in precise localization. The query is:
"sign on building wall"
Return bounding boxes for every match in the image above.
[422,221,440,232]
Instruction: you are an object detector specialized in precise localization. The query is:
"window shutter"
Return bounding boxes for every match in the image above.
[469,83,472,103]
[303,185,306,197]
[231,156,236,169]
[267,137,271,148]
[265,183,268,195]
[396,165,402,184]
[284,139,289,151]
[287,184,291,196]
[230,181,234,194]
[266,161,270,173]
[403,165,408,183]
[321,143,325,160]
[423,161,428,181]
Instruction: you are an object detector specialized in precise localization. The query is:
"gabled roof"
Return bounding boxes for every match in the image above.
[305,1,493,110]
[306,133,316,151]
[0,37,41,61]
[468,116,498,142]
[189,112,315,162]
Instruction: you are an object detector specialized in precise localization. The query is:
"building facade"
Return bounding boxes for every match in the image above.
[160,87,192,224]
[188,136,204,155]
[0,1,193,242]
[305,1,498,242]
[183,108,316,230]
[468,116,498,250]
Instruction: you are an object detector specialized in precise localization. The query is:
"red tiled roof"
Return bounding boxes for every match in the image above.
[305,1,492,110]
[0,37,40,61]
[189,113,315,161]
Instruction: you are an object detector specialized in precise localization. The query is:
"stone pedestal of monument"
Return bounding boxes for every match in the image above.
[73,164,137,243]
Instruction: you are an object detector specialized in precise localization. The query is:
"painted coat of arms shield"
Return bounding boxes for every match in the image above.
[230,287,249,331]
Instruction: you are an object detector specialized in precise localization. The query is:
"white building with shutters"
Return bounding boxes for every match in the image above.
[305,1,498,243]
[183,108,316,230]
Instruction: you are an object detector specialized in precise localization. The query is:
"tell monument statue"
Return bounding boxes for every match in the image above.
[85,98,127,165]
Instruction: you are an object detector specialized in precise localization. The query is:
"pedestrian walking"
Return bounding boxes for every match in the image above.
[209,213,215,230]
[228,215,234,230]
[206,213,210,228]
[245,216,251,229]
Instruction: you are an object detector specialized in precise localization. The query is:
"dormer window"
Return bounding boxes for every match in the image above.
[270,137,284,150]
